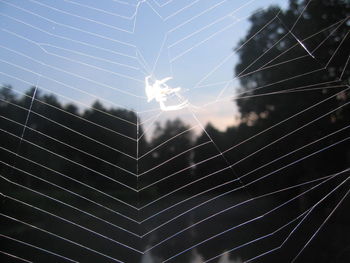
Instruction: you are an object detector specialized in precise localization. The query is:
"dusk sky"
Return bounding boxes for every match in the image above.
[0,0,289,137]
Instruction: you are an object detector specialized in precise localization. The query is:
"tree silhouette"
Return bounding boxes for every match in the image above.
[235,0,349,124]
[227,0,350,262]
[231,0,350,191]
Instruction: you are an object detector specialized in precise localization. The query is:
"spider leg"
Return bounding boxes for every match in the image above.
[159,99,189,111]
[159,77,173,85]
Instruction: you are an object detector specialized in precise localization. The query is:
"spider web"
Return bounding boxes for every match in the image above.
[0,0,349,262]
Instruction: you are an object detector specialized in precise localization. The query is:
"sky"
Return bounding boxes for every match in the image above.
[0,0,289,137]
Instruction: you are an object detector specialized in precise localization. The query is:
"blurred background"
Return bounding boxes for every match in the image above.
[1,0,349,262]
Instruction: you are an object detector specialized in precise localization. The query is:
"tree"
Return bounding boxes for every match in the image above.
[235,0,349,123]
[233,0,350,185]
[140,119,194,196]
[231,1,350,262]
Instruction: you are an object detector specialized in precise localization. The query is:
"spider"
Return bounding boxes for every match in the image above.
[145,76,188,111]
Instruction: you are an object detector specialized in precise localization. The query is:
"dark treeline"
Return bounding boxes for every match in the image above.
[1,0,349,262]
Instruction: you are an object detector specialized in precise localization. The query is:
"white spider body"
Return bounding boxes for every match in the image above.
[145,76,188,111]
